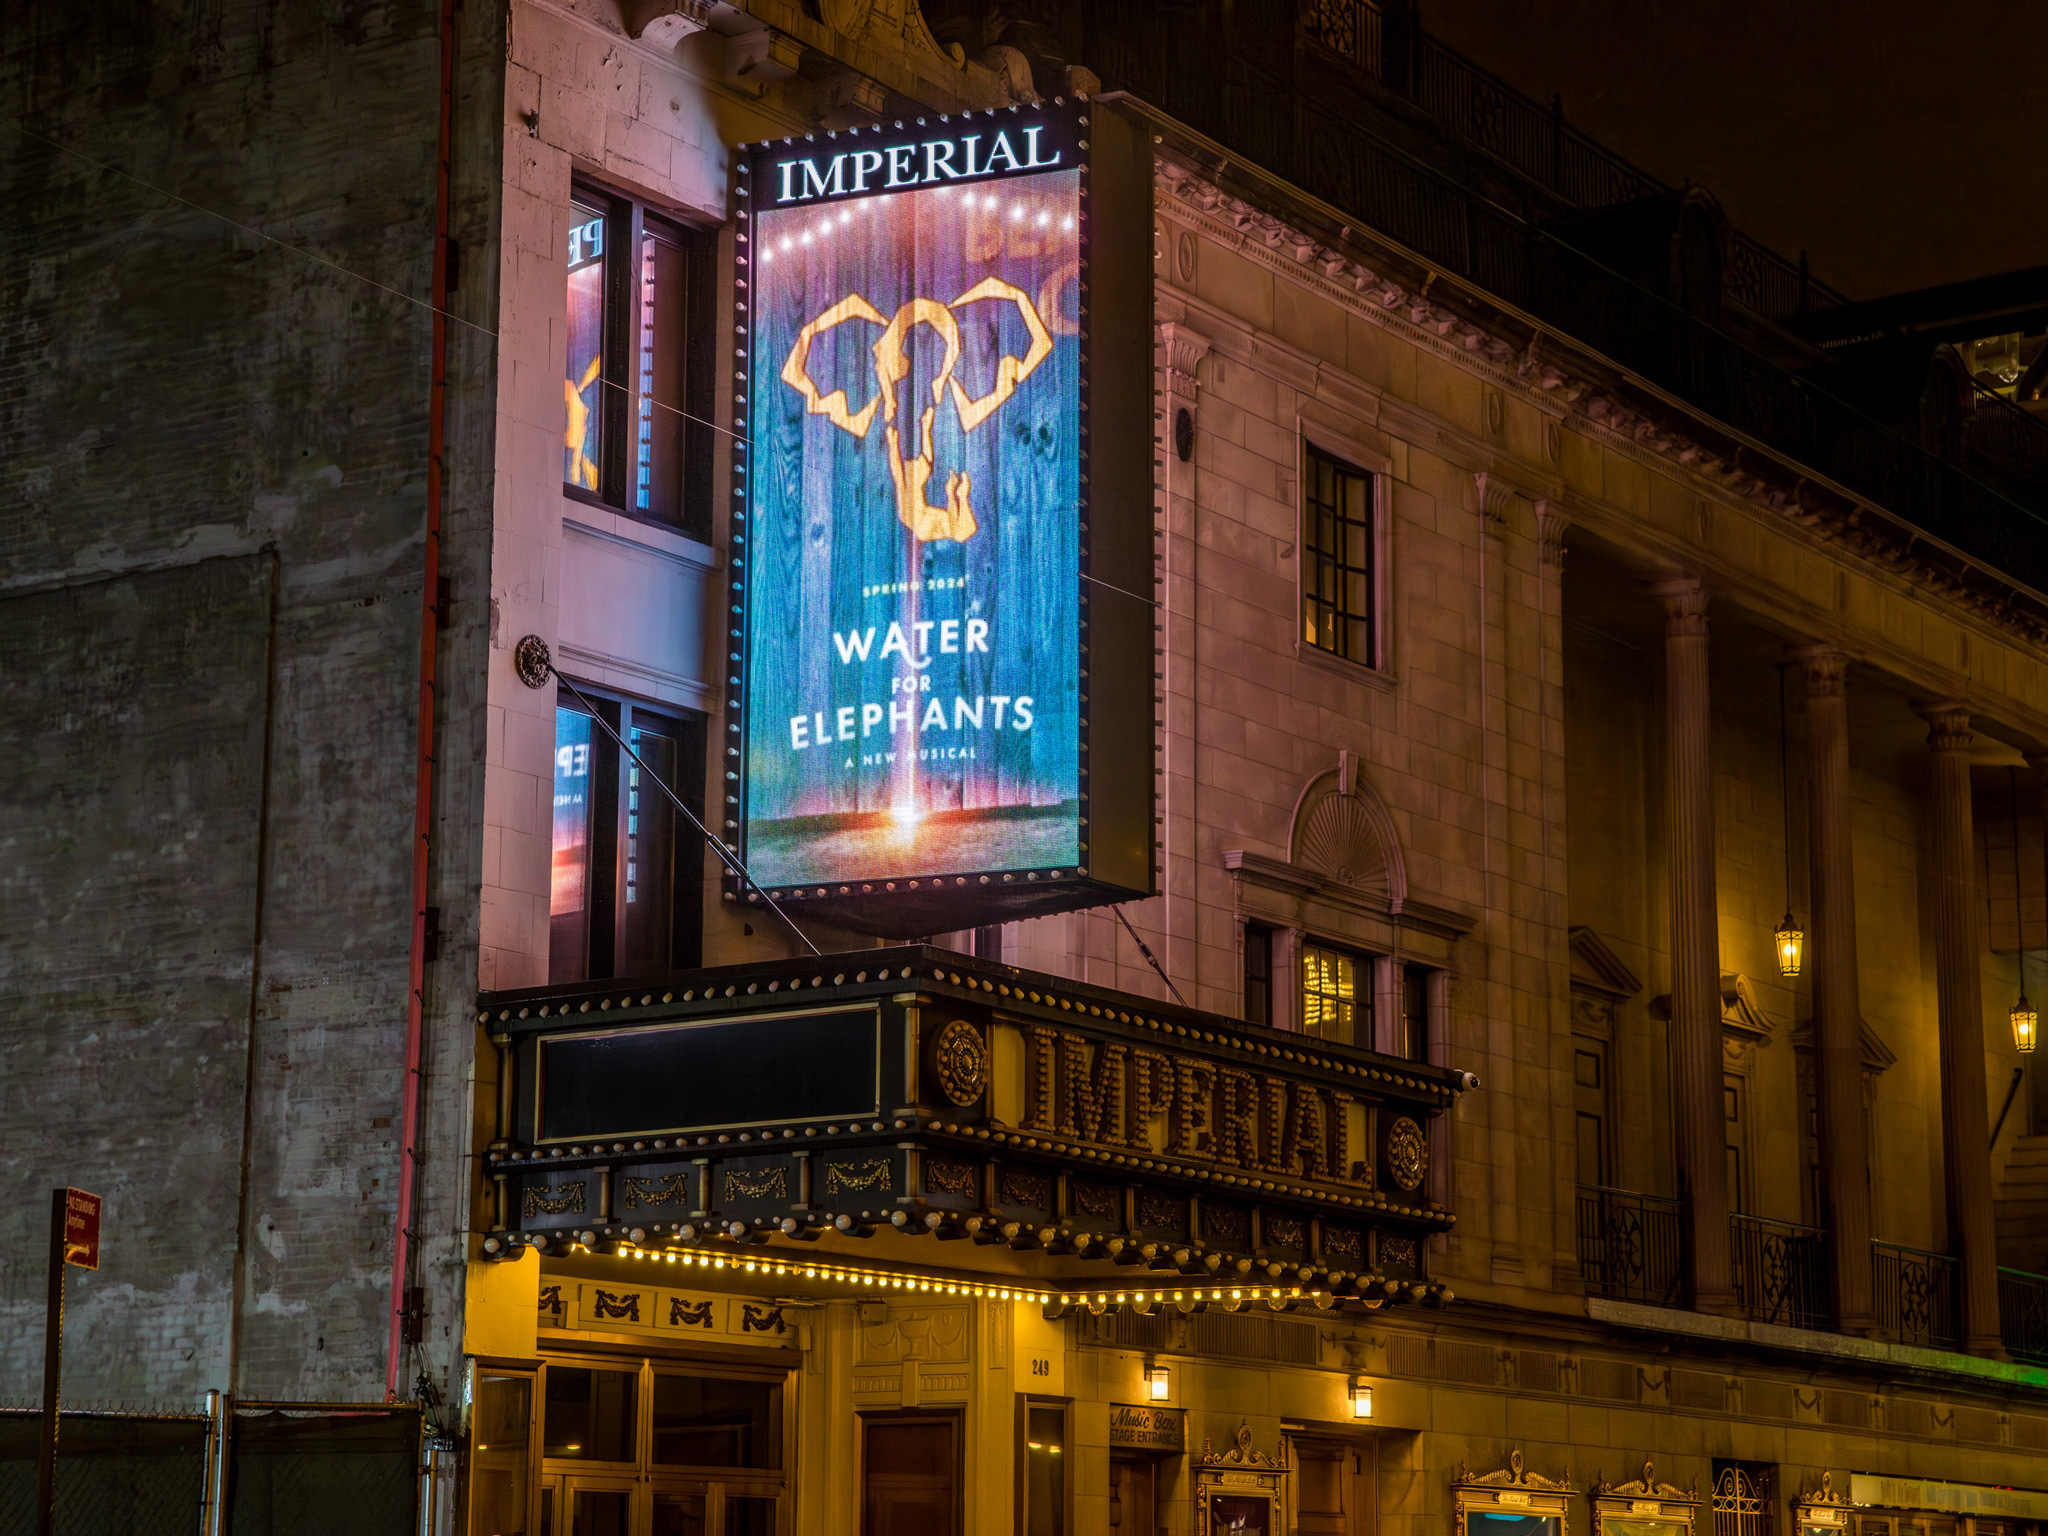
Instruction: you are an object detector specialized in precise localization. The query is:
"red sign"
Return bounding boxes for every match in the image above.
[62,1189,100,1271]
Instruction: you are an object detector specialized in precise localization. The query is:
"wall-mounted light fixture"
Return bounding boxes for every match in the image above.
[2016,768,2037,1055]
[1349,1376,1374,1419]
[1146,1360,1171,1401]
[1775,664,1804,977]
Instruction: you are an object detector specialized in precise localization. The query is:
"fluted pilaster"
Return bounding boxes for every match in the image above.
[1796,644,1876,1332]
[1658,579,1735,1312]
[1920,702,2005,1356]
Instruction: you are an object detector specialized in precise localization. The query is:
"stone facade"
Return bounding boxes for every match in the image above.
[12,0,2048,1530]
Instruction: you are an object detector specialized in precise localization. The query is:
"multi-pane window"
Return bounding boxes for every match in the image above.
[1399,962,1431,1062]
[562,184,716,538]
[1300,942,1368,1041]
[549,688,705,983]
[1243,923,1275,1029]
[1302,445,1376,665]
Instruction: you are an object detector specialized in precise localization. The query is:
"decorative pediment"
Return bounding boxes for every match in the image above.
[1199,1420,1287,1470]
[1789,1019,1897,1075]
[1290,756,1407,905]
[1456,1449,1573,1493]
[1719,973,1773,1043]
[1594,1460,1697,1502]
[1569,928,1642,1001]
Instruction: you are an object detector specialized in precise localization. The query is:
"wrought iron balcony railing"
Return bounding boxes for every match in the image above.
[2000,1267,2048,1365]
[1871,1240,1961,1349]
[1576,1185,1684,1306]
[1087,5,2048,591]
[1730,1213,1832,1331]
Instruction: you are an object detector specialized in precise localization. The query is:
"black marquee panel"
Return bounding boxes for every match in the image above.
[538,1007,881,1140]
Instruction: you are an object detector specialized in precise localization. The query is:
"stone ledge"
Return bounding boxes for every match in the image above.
[1587,1296,2048,1390]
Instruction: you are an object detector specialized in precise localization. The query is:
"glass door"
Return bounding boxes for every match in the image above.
[647,1483,780,1536]
[535,1352,791,1536]
[562,1478,636,1536]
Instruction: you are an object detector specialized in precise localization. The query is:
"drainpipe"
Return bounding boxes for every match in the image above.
[388,0,456,1401]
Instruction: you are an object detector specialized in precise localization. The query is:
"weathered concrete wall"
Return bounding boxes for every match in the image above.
[0,0,501,1407]
[0,559,272,1397]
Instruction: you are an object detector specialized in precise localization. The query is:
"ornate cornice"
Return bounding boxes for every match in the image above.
[1150,157,2048,655]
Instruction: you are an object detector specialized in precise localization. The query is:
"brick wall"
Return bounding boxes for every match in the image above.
[0,0,501,1405]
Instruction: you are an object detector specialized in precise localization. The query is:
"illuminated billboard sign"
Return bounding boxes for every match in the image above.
[729,101,1153,935]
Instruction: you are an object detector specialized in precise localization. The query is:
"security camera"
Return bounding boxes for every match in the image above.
[1453,1070,1481,1092]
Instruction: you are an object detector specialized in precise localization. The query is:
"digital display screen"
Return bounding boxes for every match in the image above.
[738,112,1085,898]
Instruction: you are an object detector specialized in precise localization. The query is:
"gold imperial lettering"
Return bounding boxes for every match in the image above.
[1021,1026,1372,1188]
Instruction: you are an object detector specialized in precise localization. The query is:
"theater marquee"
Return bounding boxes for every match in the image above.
[728,101,1154,935]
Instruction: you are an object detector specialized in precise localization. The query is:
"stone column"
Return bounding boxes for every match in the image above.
[1657,580,1736,1313]
[1796,645,1876,1332]
[1920,702,2006,1355]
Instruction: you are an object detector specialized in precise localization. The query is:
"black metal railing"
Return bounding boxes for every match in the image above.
[1999,1267,2048,1365]
[1730,1213,1832,1330]
[1308,1,1845,319]
[1576,1185,1686,1305]
[1872,1240,1961,1349]
[1727,233,1845,320]
[1409,34,1664,212]
[1082,2,2048,589]
[1968,378,2048,476]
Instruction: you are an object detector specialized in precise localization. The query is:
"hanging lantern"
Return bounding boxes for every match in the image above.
[2015,993,2039,1055]
[1774,911,1804,978]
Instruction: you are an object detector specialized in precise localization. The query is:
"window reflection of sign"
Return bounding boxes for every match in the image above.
[550,709,592,921]
[564,203,606,490]
[567,214,604,268]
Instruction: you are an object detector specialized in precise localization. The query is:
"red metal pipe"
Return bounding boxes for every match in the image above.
[389,0,455,1401]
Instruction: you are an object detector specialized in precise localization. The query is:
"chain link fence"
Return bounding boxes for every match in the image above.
[0,1404,421,1535]
[0,1411,209,1535]
[227,1408,420,1536]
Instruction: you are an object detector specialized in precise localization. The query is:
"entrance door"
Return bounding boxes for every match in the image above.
[562,1478,636,1536]
[647,1486,779,1536]
[1292,1436,1373,1536]
[862,1413,960,1536]
[526,1354,789,1536]
[1110,1457,1156,1535]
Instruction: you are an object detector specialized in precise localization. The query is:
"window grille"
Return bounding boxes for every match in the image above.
[1302,446,1376,665]
[1713,1461,1773,1536]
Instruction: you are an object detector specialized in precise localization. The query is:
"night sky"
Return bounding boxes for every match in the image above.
[1425,0,2048,301]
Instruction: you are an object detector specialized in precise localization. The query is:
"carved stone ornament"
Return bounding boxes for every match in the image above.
[1457,1449,1574,1493]
[1385,1116,1427,1191]
[931,1019,988,1106]
[513,633,553,690]
[1199,1420,1288,1470]
[1800,1472,1852,1508]
[1594,1460,1697,1501]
